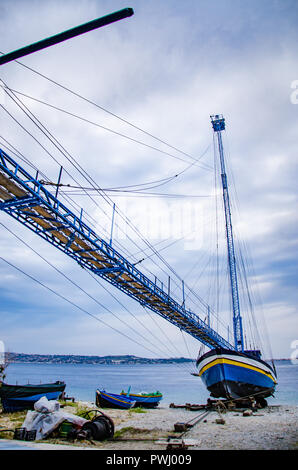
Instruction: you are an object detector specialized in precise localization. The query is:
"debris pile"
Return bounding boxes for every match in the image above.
[13,396,114,443]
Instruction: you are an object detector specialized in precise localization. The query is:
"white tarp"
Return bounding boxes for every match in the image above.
[22,396,87,440]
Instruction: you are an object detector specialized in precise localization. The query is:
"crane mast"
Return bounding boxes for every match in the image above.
[211,114,244,352]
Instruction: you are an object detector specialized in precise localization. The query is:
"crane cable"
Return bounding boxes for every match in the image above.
[0,222,193,373]
[1,83,216,333]
[0,55,212,169]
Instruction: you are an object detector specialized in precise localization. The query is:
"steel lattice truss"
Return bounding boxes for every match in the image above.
[0,148,234,350]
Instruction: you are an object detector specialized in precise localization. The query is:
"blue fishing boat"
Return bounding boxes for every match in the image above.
[120,388,162,408]
[196,348,277,405]
[0,381,66,413]
[96,390,136,409]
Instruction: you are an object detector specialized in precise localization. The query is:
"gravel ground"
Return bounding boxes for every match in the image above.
[99,404,298,450]
[1,403,297,450]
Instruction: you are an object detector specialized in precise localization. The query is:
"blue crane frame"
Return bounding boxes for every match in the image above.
[211,114,244,352]
[0,147,234,350]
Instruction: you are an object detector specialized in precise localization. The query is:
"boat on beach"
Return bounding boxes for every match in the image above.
[0,381,66,413]
[194,115,277,406]
[196,347,277,406]
[96,390,136,409]
[120,389,162,408]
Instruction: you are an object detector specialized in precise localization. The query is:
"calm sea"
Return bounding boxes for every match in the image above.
[3,360,298,406]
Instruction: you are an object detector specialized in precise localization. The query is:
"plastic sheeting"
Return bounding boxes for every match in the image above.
[22,396,87,440]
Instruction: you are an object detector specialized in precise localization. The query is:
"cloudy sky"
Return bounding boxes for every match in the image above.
[0,0,297,360]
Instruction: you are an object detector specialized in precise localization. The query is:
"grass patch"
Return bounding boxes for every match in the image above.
[114,426,152,438]
[59,400,77,408]
[0,430,14,439]
[129,407,147,414]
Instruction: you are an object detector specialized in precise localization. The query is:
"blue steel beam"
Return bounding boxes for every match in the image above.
[0,148,235,350]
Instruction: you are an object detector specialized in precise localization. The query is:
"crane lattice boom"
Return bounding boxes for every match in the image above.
[0,148,234,350]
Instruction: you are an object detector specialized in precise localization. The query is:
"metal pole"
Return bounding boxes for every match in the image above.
[110,203,116,247]
[0,8,134,66]
[55,166,63,200]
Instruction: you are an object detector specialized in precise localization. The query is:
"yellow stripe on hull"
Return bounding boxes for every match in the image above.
[199,358,277,384]
[100,392,133,405]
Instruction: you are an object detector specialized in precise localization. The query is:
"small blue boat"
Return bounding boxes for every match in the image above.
[120,388,163,408]
[96,390,136,409]
[0,381,66,413]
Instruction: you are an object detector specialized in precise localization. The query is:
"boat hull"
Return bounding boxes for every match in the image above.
[120,392,162,408]
[196,348,277,402]
[96,390,136,409]
[0,381,66,413]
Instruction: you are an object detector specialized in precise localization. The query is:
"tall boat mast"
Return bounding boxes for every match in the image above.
[211,115,244,352]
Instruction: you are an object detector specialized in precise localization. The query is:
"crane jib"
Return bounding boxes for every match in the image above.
[0,148,234,350]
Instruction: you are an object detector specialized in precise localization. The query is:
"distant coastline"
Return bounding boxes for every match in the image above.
[4,353,290,365]
[5,352,194,365]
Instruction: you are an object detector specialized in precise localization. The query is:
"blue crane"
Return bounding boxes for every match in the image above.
[211,114,244,352]
[0,147,234,351]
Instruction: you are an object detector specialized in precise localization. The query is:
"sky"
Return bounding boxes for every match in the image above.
[0,0,297,360]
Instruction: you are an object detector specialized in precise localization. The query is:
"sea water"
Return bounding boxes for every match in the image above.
[3,360,298,406]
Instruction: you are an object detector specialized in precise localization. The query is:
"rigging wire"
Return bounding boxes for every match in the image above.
[0,131,186,272]
[0,100,142,259]
[0,255,163,358]
[180,329,197,372]
[140,304,192,362]
[0,86,208,167]
[82,268,195,372]
[0,135,198,365]
[222,132,263,348]
[218,130,273,355]
[213,133,220,328]
[0,134,148,267]
[0,57,212,169]
[41,176,180,191]
[0,82,216,302]
[0,132,208,364]
[1,82,219,338]
[0,103,128,262]
[59,189,212,198]
[0,135,42,175]
[0,91,214,319]
[0,222,193,372]
[0,134,122,257]
[0,55,259,358]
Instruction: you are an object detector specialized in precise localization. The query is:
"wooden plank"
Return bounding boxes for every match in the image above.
[0,173,27,197]
[0,187,12,200]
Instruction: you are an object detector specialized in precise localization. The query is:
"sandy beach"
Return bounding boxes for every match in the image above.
[1,401,297,450]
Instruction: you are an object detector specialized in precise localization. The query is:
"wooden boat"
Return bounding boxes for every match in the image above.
[120,389,162,408]
[96,389,136,409]
[193,115,277,407]
[0,381,66,413]
[196,347,277,406]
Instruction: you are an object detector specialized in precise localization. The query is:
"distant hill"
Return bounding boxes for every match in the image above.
[6,352,194,365]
